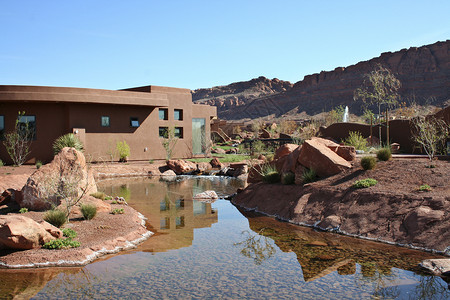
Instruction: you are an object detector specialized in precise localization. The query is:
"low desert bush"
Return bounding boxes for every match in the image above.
[0,159,4,167]
[43,238,80,250]
[418,184,432,192]
[19,207,28,214]
[353,178,378,189]
[81,204,97,220]
[261,164,280,184]
[376,148,391,161]
[360,156,376,170]
[90,191,106,200]
[53,133,84,154]
[35,160,42,169]
[302,168,317,184]
[116,141,130,162]
[104,195,113,200]
[111,208,125,215]
[44,209,67,228]
[281,172,295,185]
[344,131,368,151]
[62,228,77,239]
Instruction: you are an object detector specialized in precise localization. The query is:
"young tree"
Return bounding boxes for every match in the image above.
[161,127,179,160]
[411,116,449,162]
[354,64,401,145]
[3,111,34,166]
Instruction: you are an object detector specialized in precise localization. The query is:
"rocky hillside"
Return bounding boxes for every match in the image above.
[194,40,449,120]
[192,76,292,115]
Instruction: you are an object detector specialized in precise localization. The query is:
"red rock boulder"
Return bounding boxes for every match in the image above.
[298,139,352,177]
[274,143,300,160]
[210,158,224,169]
[336,146,356,161]
[166,160,197,175]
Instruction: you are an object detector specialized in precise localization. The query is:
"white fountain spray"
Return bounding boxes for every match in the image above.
[342,106,349,122]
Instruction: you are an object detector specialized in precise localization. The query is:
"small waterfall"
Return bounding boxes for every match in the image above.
[342,106,349,122]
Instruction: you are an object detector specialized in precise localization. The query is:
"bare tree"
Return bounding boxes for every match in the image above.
[160,127,179,160]
[411,116,449,162]
[3,112,34,165]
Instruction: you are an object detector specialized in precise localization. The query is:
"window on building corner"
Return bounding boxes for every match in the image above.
[101,116,110,127]
[174,109,183,121]
[18,115,36,140]
[130,117,139,127]
[174,127,183,139]
[159,127,168,138]
[159,108,168,120]
[0,115,4,140]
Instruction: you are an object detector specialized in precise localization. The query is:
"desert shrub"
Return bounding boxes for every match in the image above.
[52,133,84,155]
[116,141,130,162]
[251,140,266,156]
[44,209,67,228]
[111,208,125,215]
[35,160,42,169]
[19,207,28,214]
[90,191,106,200]
[42,238,80,250]
[344,131,368,151]
[376,148,391,161]
[418,184,432,192]
[353,178,378,189]
[0,159,4,167]
[81,204,97,220]
[104,195,113,200]
[302,168,317,184]
[281,172,295,185]
[149,159,154,164]
[261,164,280,184]
[62,228,77,239]
[360,156,376,170]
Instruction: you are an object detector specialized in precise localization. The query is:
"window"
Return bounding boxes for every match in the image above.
[101,116,110,127]
[176,216,185,229]
[159,127,168,138]
[0,115,4,140]
[130,117,139,127]
[174,127,183,138]
[160,217,170,230]
[174,109,183,121]
[18,115,36,140]
[159,108,168,120]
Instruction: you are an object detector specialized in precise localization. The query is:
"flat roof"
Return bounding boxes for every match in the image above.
[0,85,169,107]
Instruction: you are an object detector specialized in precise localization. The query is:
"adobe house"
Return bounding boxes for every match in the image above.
[0,85,216,164]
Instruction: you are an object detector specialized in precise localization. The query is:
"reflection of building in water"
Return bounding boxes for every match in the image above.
[99,177,218,252]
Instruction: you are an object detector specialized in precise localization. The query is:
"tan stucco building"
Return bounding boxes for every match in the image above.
[0,85,216,164]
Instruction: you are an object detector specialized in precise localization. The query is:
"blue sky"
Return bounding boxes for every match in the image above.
[1,1,449,91]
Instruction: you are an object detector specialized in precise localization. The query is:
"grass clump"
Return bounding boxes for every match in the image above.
[44,209,67,228]
[360,156,376,170]
[80,204,97,220]
[418,184,432,192]
[19,207,28,214]
[281,172,295,185]
[35,160,42,169]
[261,164,280,184]
[353,178,378,189]
[62,228,77,239]
[53,133,84,155]
[0,159,3,167]
[104,195,113,200]
[90,191,106,200]
[302,168,317,184]
[344,131,368,151]
[111,208,124,215]
[376,148,391,161]
[43,238,80,250]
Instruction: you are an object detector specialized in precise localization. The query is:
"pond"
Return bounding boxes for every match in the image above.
[0,176,449,299]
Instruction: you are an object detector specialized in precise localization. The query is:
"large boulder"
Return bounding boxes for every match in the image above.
[311,137,340,152]
[298,139,352,177]
[166,160,197,175]
[20,147,97,211]
[197,162,212,174]
[210,158,224,169]
[38,220,63,239]
[403,206,445,235]
[276,145,302,174]
[336,145,356,161]
[274,143,299,160]
[0,215,56,250]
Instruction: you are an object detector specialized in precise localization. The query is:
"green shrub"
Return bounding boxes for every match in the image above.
[302,168,317,184]
[43,209,67,228]
[376,148,391,161]
[281,172,295,185]
[116,141,130,162]
[149,159,154,164]
[344,131,368,151]
[0,159,4,167]
[90,191,106,200]
[260,164,280,183]
[104,195,113,200]
[19,207,28,214]
[52,133,84,155]
[81,204,97,220]
[353,178,378,189]
[35,160,42,169]
[111,208,124,215]
[360,156,376,170]
[42,238,80,250]
[418,184,432,192]
[111,200,118,204]
[62,228,77,239]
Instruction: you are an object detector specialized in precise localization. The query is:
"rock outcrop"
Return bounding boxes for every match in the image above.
[194,40,449,120]
[0,215,56,250]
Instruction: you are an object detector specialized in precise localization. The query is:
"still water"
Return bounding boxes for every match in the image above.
[0,176,449,299]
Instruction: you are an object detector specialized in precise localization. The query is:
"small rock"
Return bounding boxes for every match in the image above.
[193,190,218,200]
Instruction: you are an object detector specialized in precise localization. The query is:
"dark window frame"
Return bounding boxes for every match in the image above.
[174,127,183,139]
[159,108,168,120]
[174,109,183,121]
[130,117,139,128]
[159,127,168,138]
[18,115,36,141]
[0,115,4,140]
[101,116,110,127]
